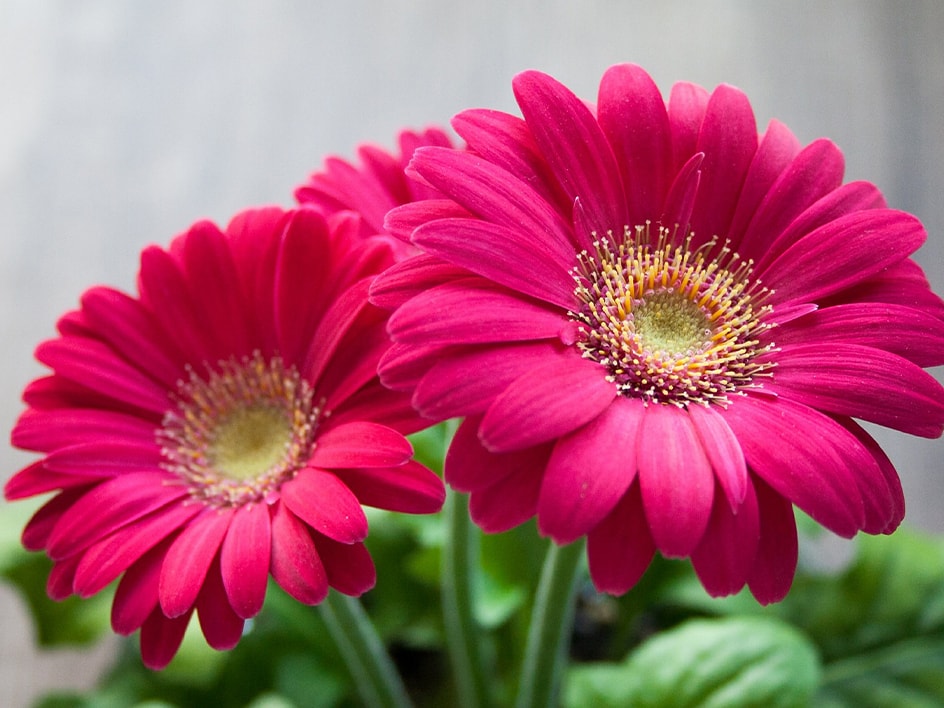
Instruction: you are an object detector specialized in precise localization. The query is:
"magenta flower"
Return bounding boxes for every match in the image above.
[374,64,944,603]
[5,207,445,669]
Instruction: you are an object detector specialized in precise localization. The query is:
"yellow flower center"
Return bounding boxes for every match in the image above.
[159,352,321,506]
[571,224,774,406]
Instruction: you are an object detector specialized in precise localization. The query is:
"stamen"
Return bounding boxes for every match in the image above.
[158,351,321,507]
[570,224,774,406]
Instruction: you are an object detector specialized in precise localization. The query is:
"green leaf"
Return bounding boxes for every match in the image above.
[565,616,821,708]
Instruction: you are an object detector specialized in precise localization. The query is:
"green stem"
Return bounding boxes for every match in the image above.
[442,489,493,708]
[320,591,413,708]
[515,540,584,708]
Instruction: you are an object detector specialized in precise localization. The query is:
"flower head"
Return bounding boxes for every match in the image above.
[374,64,944,603]
[5,207,445,668]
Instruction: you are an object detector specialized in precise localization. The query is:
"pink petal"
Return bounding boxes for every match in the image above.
[637,404,714,557]
[725,119,801,252]
[773,302,944,368]
[137,245,215,367]
[369,252,471,310]
[513,70,628,238]
[755,180,887,273]
[829,258,944,318]
[587,481,655,595]
[178,220,253,361]
[197,559,245,651]
[20,487,86,550]
[468,463,544,534]
[445,415,553,493]
[273,209,333,364]
[270,502,329,605]
[838,419,904,534]
[281,468,368,544]
[747,475,798,604]
[597,63,673,225]
[47,554,80,600]
[139,606,192,670]
[410,147,576,255]
[378,342,450,391]
[159,508,234,618]
[302,278,372,384]
[387,279,567,346]
[220,503,272,619]
[35,337,170,415]
[538,397,644,544]
[42,440,162,475]
[384,198,472,244]
[768,343,944,438]
[667,81,710,171]
[74,502,199,597]
[80,287,185,387]
[690,84,758,246]
[315,535,376,596]
[687,404,748,510]
[737,138,845,262]
[327,381,426,436]
[660,152,703,228]
[112,541,166,635]
[12,408,156,453]
[451,108,566,207]
[336,460,445,514]
[413,341,562,420]
[5,461,99,501]
[413,218,577,309]
[759,210,926,305]
[691,479,760,597]
[721,395,866,537]
[46,472,187,560]
[479,352,616,452]
[310,421,413,469]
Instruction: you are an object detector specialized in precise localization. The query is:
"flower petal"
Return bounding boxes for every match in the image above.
[468,463,544,533]
[413,340,561,420]
[281,468,368,544]
[139,606,192,670]
[721,395,866,537]
[46,472,187,560]
[270,502,329,605]
[196,558,245,651]
[311,421,413,469]
[598,63,673,224]
[538,397,644,544]
[479,352,616,452]
[315,535,376,596]
[768,343,944,438]
[747,475,798,605]
[587,481,655,595]
[388,279,567,347]
[220,503,272,619]
[637,404,714,557]
[369,252,471,310]
[514,70,628,238]
[413,218,577,309]
[691,479,760,597]
[336,460,445,514]
[687,404,748,510]
[112,541,166,635]
[159,508,234,618]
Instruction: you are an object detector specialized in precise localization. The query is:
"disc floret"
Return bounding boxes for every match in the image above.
[571,224,775,406]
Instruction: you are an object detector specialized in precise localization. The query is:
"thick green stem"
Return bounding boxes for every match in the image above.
[514,540,584,708]
[320,591,413,708]
[442,489,493,708]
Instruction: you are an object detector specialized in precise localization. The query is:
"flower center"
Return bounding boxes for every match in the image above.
[159,352,321,507]
[571,224,774,406]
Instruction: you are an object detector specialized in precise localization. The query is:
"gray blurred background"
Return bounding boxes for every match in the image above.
[1,1,942,705]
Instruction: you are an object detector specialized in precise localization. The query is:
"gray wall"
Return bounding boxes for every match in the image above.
[2,2,942,705]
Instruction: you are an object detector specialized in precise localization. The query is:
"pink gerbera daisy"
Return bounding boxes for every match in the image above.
[373,64,944,603]
[5,206,444,669]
